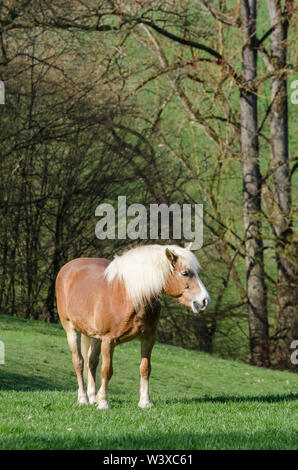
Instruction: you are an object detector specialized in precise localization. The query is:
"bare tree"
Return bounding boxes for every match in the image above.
[265,0,297,368]
[1,1,296,367]
[239,0,270,366]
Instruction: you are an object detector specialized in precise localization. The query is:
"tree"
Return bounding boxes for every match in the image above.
[239,0,270,366]
[265,0,297,368]
[1,1,297,367]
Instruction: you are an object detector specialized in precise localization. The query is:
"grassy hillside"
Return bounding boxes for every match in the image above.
[0,314,297,450]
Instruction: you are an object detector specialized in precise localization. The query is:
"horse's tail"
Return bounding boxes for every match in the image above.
[81,334,90,383]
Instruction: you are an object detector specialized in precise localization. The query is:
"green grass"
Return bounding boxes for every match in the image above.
[0,314,297,450]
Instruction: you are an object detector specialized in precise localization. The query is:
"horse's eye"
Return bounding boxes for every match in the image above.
[181,271,189,277]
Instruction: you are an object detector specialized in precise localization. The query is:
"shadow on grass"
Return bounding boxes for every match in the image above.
[109,393,298,406]
[0,371,124,393]
[161,394,298,405]
[1,370,297,407]
[0,370,72,391]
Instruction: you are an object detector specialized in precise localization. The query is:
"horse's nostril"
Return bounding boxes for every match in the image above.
[193,301,200,311]
[200,298,209,311]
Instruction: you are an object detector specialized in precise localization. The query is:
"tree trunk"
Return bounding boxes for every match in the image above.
[240,0,270,366]
[267,0,298,369]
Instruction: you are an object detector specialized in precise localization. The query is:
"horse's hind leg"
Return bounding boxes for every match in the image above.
[82,336,101,404]
[138,336,155,408]
[97,338,114,409]
[66,324,88,405]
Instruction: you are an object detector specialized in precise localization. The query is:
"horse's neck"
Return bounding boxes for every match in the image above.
[108,276,161,315]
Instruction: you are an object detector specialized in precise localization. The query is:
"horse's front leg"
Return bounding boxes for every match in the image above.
[138,336,155,408]
[97,337,114,409]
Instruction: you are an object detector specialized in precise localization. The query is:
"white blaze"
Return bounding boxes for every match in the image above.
[192,274,210,311]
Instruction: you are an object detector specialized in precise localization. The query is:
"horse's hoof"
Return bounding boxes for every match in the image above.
[138,401,153,409]
[78,393,89,405]
[97,400,111,410]
[88,395,97,405]
[78,398,89,405]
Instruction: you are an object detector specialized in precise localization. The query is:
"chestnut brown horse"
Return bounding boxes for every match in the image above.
[55,244,210,409]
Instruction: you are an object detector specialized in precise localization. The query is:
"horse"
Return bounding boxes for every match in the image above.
[55,244,210,409]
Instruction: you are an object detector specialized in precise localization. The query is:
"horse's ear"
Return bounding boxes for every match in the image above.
[185,242,192,251]
[165,248,178,267]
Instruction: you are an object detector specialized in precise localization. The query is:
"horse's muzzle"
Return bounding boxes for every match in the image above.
[192,297,209,313]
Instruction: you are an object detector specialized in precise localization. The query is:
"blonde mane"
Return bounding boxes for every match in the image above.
[104,244,200,309]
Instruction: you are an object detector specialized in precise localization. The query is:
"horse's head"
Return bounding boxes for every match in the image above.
[164,247,210,313]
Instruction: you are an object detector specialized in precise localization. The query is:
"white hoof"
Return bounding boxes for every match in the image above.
[78,394,89,405]
[138,400,153,409]
[88,394,97,405]
[97,400,111,410]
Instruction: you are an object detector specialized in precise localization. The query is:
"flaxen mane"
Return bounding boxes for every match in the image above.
[104,244,200,309]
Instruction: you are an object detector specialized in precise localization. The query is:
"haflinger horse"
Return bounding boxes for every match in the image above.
[55,244,210,409]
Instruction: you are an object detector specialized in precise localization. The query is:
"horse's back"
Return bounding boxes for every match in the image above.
[55,258,111,332]
[57,257,110,276]
[56,258,110,291]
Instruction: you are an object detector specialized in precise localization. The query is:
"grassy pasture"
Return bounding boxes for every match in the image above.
[0,314,297,450]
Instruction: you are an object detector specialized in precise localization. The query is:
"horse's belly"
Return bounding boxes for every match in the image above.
[112,305,160,344]
[66,293,107,338]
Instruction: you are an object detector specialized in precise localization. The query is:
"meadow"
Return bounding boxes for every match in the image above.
[0,314,297,450]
